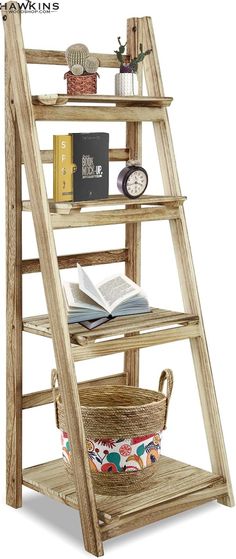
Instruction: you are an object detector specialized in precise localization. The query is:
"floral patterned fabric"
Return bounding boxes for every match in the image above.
[60,430,162,474]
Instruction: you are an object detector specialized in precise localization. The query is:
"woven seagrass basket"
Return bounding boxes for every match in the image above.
[64,71,97,95]
[52,369,173,495]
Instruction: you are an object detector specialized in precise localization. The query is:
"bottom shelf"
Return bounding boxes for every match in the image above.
[23,456,227,540]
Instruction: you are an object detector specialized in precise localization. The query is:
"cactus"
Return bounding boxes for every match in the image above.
[114,36,127,65]
[114,37,152,72]
[84,55,99,74]
[65,43,89,74]
[71,64,84,76]
[65,43,99,76]
[129,44,152,72]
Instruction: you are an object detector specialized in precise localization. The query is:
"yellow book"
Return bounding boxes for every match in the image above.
[53,135,73,202]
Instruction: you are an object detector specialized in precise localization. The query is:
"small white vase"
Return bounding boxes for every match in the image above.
[115,72,138,96]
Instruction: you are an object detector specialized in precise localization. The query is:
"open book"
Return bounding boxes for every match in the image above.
[63,264,150,326]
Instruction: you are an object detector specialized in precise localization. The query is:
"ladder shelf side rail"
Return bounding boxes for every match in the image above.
[3,6,104,556]
[142,15,234,506]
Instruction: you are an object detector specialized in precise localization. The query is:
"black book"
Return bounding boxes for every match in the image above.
[71,132,109,201]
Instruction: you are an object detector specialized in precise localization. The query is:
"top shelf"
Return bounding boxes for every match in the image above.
[32,94,173,108]
[32,95,173,122]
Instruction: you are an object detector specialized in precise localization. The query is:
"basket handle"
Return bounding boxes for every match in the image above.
[158,369,174,430]
[51,369,60,429]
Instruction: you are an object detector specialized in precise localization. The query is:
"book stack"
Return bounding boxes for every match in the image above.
[53,132,109,202]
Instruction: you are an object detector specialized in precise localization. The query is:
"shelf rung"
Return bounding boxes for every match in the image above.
[51,206,180,229]
[25,49,120,68]
[22,372,127,409]
[22,248,128,274]
[33,105,165,122]
[22,148,130,165]
[72,324,201,361]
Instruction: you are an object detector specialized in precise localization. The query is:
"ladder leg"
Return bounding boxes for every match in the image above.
[5,52,22,508]
[3,10,104,554]
[142,16,234,507]
[125,18,142,386]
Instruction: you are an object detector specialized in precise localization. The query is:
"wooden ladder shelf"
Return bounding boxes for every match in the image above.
[2,4,234,557]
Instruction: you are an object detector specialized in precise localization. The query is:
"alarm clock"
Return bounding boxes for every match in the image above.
[117,163,148,199]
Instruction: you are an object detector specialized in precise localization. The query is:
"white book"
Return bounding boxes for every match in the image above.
[63,264,150,324]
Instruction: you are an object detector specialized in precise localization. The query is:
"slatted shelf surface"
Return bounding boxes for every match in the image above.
[22,456,227,540]
[22,195,186,228]
[23,308,199,341]
[23,308,200,360]
[32,94,173,107]
[22,195,186,213]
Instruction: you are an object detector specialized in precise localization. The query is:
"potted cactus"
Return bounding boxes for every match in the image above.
[64,43,99,95]
[114,37,152,96]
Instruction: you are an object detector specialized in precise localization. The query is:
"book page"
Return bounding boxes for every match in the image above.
[97,274,141,314]
[77,264,106,308]
[63,282,104,310]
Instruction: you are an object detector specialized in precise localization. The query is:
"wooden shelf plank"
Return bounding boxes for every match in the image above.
[22,196,186,228]
[72,309,198,342]
[32,94,173,108]
[22,195,186,214]
[23,308,199,341]
[50,206,180,228]
[26,148,130,165]
[22,456,227,534]
[23,309,200,360]
[72,324,200,361]
[101,485,227,540]
[22,248,128,274]
[33,105,165,122]
[22,372,127,410]
[26,49,121,68]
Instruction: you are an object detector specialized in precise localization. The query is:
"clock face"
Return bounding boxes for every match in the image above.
[126,169,148,197]
[117,165,148,198]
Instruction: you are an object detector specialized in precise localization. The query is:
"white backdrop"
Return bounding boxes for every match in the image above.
[0,1,236,557]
